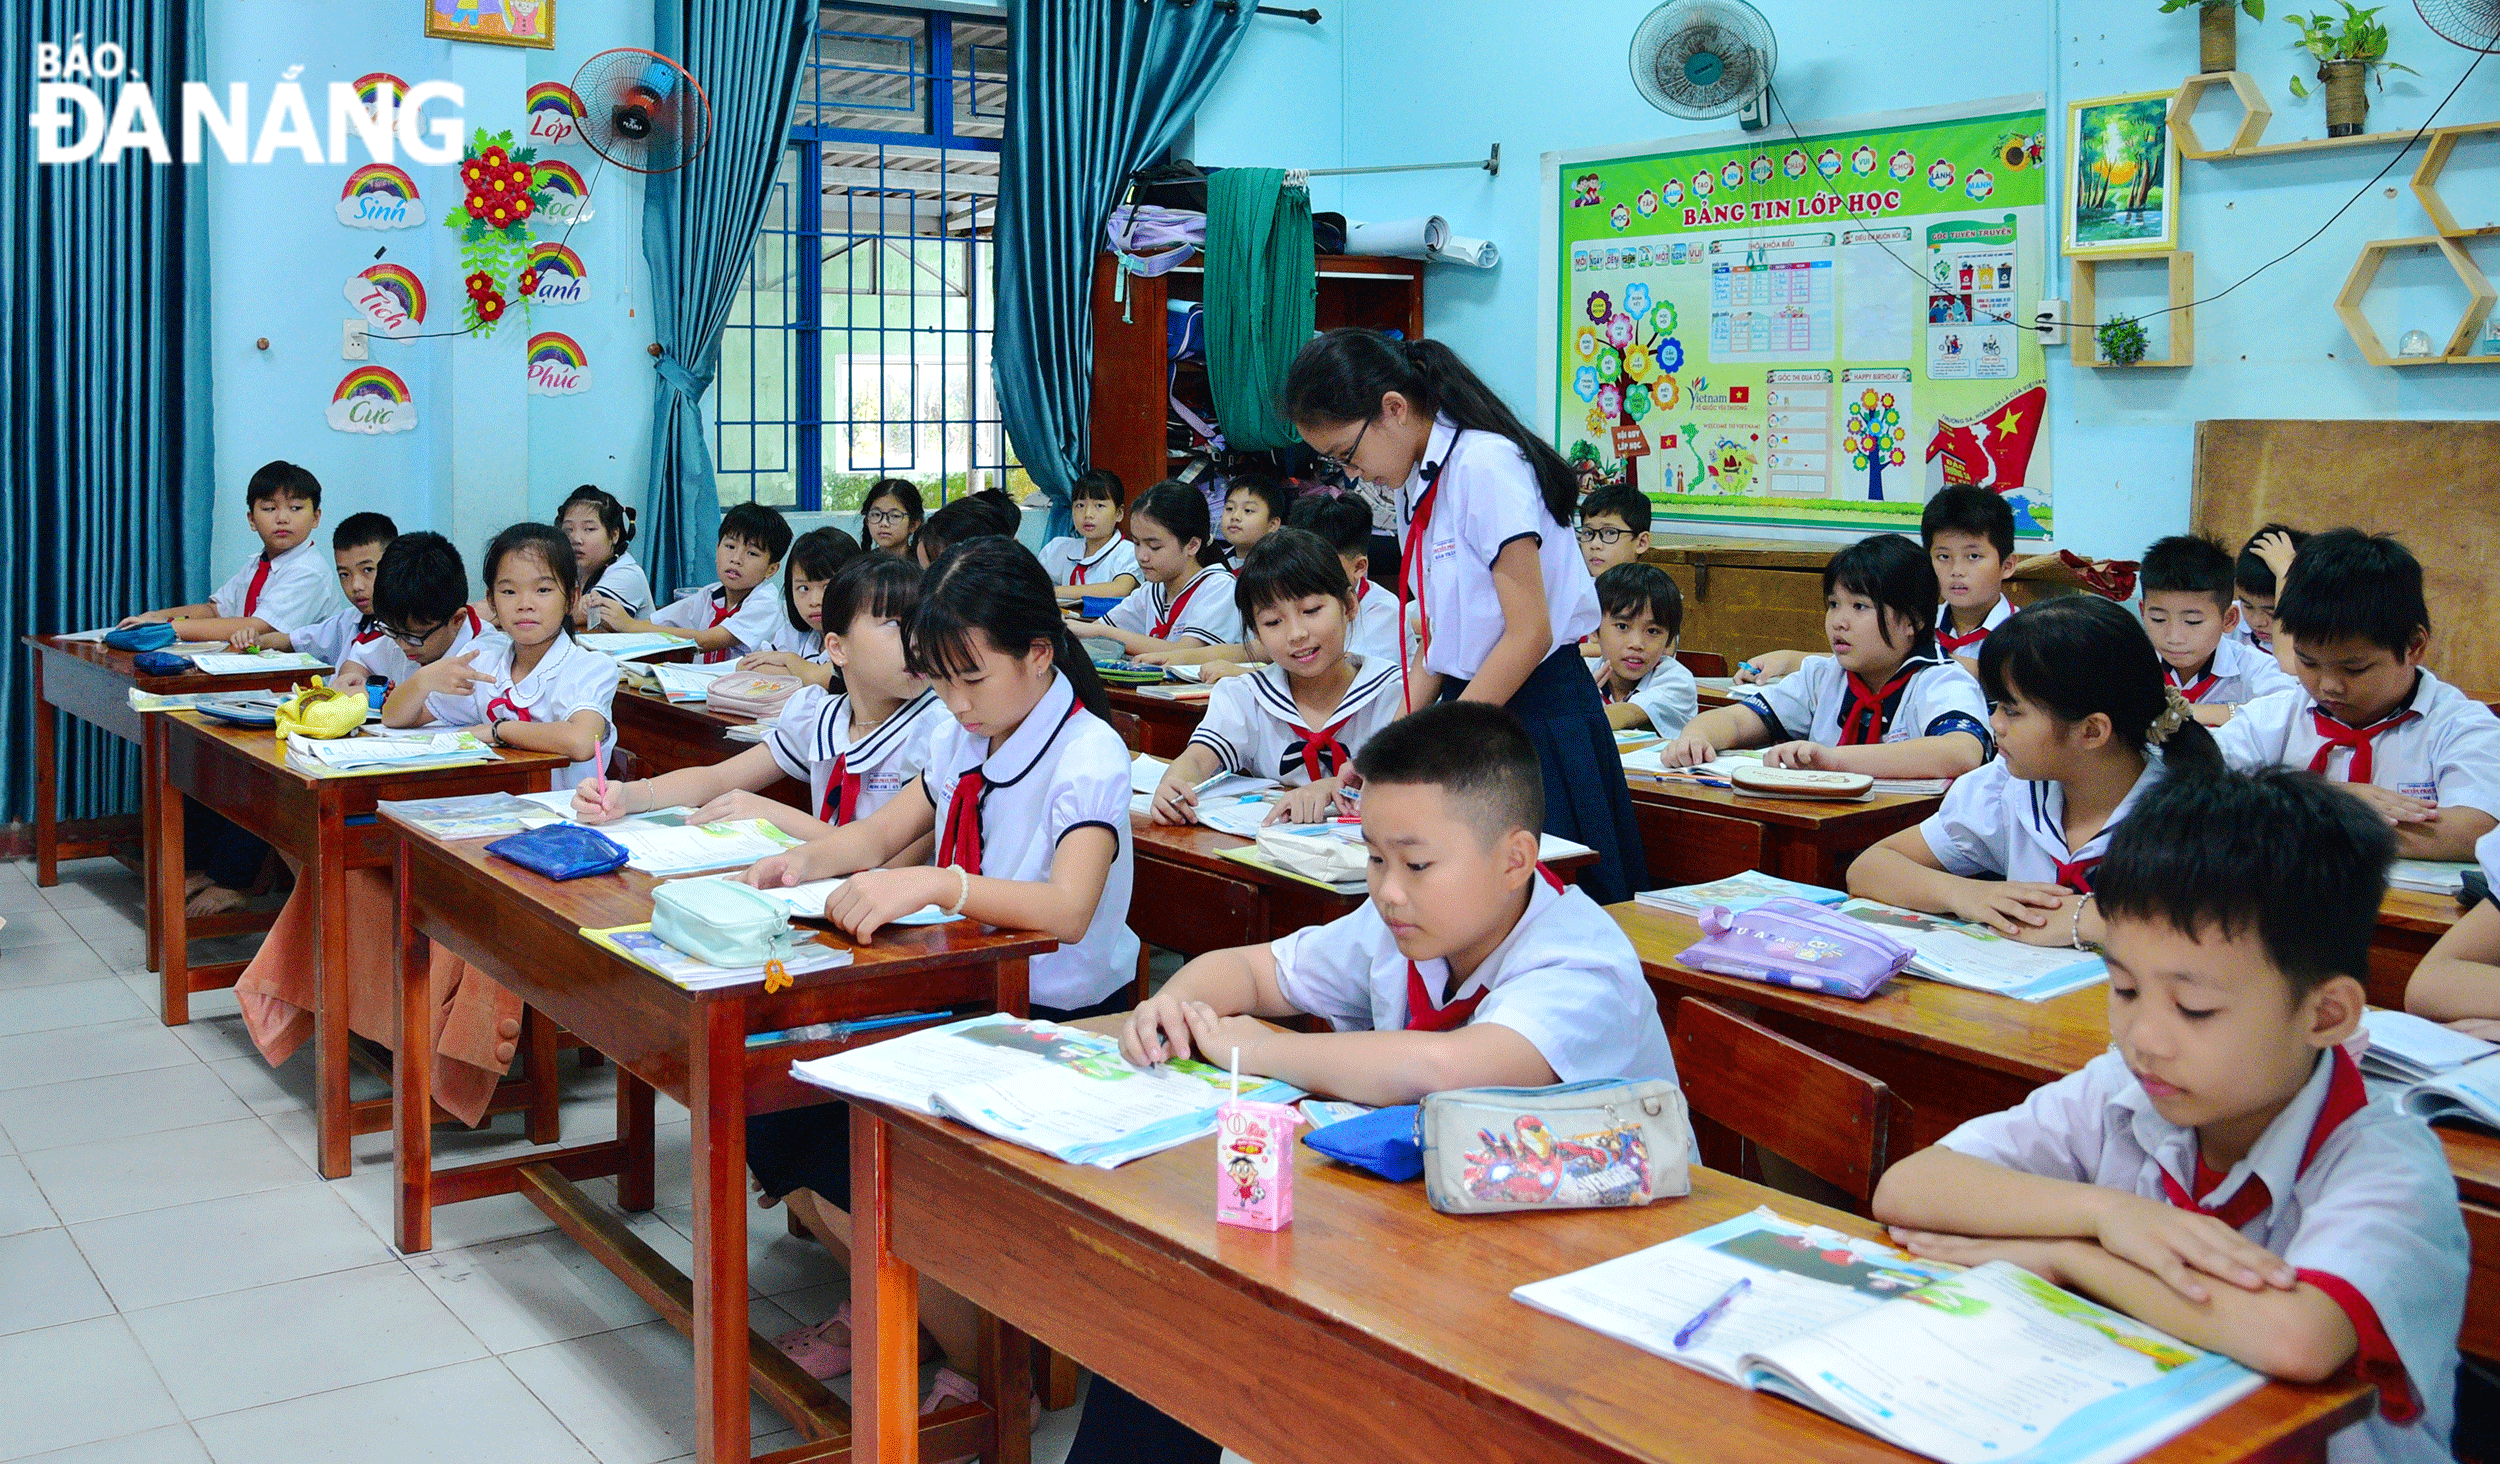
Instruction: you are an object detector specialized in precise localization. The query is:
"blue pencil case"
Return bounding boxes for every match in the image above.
[485,823,630,880]
[132,650,193,675]
[106,623,177,652]
[1080,595,1123,619]
[1301,1103,1423,1182]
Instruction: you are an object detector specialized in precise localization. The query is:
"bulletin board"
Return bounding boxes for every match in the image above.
[1542,95,2053,540]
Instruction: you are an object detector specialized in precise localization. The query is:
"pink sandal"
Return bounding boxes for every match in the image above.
[923,1367,983,1464]
[773,1303,852,1380]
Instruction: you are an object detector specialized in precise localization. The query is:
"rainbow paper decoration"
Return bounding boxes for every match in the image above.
[337,164,425,229]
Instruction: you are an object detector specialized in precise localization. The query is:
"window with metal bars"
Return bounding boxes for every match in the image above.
[712,4,1016,513]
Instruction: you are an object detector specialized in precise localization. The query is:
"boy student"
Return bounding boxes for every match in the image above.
[1874,769,2466,1464]
[605,501,791,662]
[1736,484,2015,683]
[120,460,339,643]
[2216,529,2500,861]
[349,533,490,691]
[2234,523,2307,655]
[1217,470,1292,568]
[2138,534,2299,726]
[1042,468,1141,601]
[1137,494,1400,675]
[239,512,397,689]
[1576,481,1652,580]
[1590,563,1696,736]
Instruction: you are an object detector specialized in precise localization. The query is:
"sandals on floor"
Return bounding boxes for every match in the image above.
[772,1303,852,1380]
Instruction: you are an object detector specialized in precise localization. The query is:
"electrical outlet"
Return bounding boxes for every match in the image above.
[343,320,369,360]
[2033,300,2067,348]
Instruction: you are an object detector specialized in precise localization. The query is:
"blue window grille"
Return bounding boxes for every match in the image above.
[713,5,1012,513]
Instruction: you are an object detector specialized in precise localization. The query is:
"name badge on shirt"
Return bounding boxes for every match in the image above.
[866,772,906,796]
[1430,536,1459,564]
[2399,781,2439,805]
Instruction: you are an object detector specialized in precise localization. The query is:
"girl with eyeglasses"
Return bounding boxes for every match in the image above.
[858,477,923,556]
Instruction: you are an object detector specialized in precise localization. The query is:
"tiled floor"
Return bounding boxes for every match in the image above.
[0,856,1096,1464]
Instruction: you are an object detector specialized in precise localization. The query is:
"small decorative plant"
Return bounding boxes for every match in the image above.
[2159,0,2263,72]
[2284,4,2416,134]
[2098,315,2152,366]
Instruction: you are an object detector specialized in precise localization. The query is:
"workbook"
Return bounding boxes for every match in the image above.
[2358,1008,2496,1085]
[1127,753,1276,802]
[1636,870,1847,917]
[379,792,565,840]
[1833,899,2107,1001]
[187,650,329,676]
[666,874,961,927]
[789,1012,1304,1168]
[581,923,854,991]
[576,632,692,661]
[284,730,496,777]
[2387,859,2475,896]
[1515,1207,2261,1464]
[600,818,802,875]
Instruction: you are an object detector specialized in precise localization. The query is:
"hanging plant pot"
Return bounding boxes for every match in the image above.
[2098,315,2151,367]
[2320,60,2368,136]
[2200,1,2239,72]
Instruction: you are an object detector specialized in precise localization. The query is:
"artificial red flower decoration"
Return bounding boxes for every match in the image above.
[517,269,539,297]
[464,271,494,297]
[510,194,534,221]
[480,145,509,171]
[475,292,506,323]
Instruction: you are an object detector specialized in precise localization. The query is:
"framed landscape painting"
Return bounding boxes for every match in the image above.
[2064,91,2179,256]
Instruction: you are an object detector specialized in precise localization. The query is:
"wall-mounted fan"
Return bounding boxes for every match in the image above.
[572,48,715,175]
[2417,0,2500,51]
[1629,0,1779,131]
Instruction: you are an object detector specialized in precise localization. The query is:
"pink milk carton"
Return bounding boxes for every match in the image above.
[1214,1099,1299,1231]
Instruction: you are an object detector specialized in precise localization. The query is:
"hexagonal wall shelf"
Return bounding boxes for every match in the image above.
[2413,120,2500,240]
[2335,235,2499,365]
[2170,71,2270,160]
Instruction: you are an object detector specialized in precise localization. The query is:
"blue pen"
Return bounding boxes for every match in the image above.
[1672,1276,1750,1349]
[744,1009,950,1048]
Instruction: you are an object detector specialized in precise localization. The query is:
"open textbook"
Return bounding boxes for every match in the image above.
[1515,1207,2261,1464]
[2359,1008,2500,1128]
[1833,898,2107,1002]
[791,1013,1303,1169]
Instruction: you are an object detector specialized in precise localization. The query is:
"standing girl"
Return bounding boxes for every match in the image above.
[1847,595,2222,945]
[556,485,650,626]
[859,477,922,556]
[1283,329,1646,904]
[1072,480,1242,656]
[742,526,860,690]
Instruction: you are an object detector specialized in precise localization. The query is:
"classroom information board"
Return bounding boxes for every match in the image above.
[1547,98,2051,539]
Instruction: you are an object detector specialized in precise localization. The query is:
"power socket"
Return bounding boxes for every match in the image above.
[343,320,369,360]
[2033,299,2067,347]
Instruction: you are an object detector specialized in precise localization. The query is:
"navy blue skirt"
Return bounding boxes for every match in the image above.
[1438,644,1649,905]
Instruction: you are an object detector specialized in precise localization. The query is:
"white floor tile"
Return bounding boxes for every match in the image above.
[0,1316,183,1459]
[0,978,149,1038]
[71,1184,395,1313]
[0,1018,197,1092]
[19,1118,312,1225]
[334,1166,560,1254]
[0,877,54,918]
[10,1424,213,1463]
[0,1064,251,1153]
[118,972,238,1020]
[500,1301,801,1464]
[188,1358,596,1464]
[126,1261,488,1418]
[0,939,118,991]
[0,1227,113,1336]
[0,1155,57,1237]
[169,1012,268,1064]
[405,1229,663,1355]
[0,905,84,951]
[54,902,143,945]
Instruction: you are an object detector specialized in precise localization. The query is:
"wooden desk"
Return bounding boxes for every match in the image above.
[845,1099,2373,1464]
[609,684,808,807]
[155,713,571,1177]
[2442,1128,2500,1365]
[1105,686,1205,759]
[1628,778,1941,889]
[388,814,1056,1463]
[2371,887,2464,1011]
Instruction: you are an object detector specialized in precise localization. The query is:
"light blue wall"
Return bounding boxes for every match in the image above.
[1194,0,2500,557]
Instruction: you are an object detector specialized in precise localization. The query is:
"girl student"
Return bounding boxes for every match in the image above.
[859,476,922,556]
[2408,826,2500,1039]
[1665,532,1992,780]
[1149,528,1406,826]
[1042,468,1141,601]
[1069,479,1243,656]
[578,554,944,845]
[1284,329,1648,905]
[556,485,651,625]
[386,522,616,789]
[736,537,1137,1394]
[740,525,862,689]
[1847,595,2223,946]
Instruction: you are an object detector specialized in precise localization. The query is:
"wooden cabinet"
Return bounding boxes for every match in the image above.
[1644,536,1841,668]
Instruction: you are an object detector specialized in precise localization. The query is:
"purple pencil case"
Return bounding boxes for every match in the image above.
[1674,897,1913,1001]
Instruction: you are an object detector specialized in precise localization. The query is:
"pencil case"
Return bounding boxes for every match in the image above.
[1729,765,1873,801]
[274,680,367,740]
[1301,1103,1424,1181]
[1418,1078,1690,1214]
[1676,896,1913,1000]
[651,878,798,968]
[105,622,177,651]
[485,823,630,881]
[704,670,803,719]
[132,650,193,675]
[1080,595,1124,619]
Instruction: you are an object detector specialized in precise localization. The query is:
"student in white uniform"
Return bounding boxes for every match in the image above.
[557,485,653,625]
[605,501,791,663]
[1085,702,1681,1464]
[1071,479,1241,656]
[384,524,616,791]
[739,526,860,692]
[1285,330,1647,904]
[1041,469,1141,602]
[859,477,923,558]
[1669,533,1991,779]
[2232,523,2306,656]
[1589,563,1697,737]
[735,538,1135,1404]
[1149,529,1406,825]
[1135,493,1399,682]
[2406,824,2500,1034]
[1875,769,2466,1464]
[1739,485,2015,683]
[245,512,397,689]
[2216,529,2500,861]
[346,533,488,693]
[1217,471,1291,568]
[577,555,942,842]
[1850,596,2225,943]
[2138,535,2299,726]
[121,460,341,644]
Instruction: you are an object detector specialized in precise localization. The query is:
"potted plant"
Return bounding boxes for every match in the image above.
[2160,0,2265,74]
[2097,315,2152,367]
[2284,4,2417,137]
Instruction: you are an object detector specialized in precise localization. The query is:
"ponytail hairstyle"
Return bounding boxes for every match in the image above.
[555,485,636,570]
[1978,596,2223,777]
[782,526,863,634]
[1823,534,1939,656]
[1283,329,1578,530]
[1131,480,1222,568]
[907,537,1112,722]
[482,522,582,638]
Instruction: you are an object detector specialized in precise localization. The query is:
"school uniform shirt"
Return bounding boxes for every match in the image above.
[1736,650,1993,758]
[2215,668,2500,817]
[767,688,946,829]
[1038,535,1140,590]
[2165,635,2300,707]
[923,671,1137,1010]
[1099,566,1241,647]
[1269,868,1679,1087]
[210,539,339,634]
[1934,595,2013,657]
[651,578,783,664]
[343,605,491,686]
[1592,655,1699,737]
[2478,823,2500,903]
[1940,1047,2465,1464]
[585,550,653,620]
[288,605,367,668]
[1919,753,2166,892]
[1186,656,1404,787]
[1348,578,1402,664]
[751,615,823,660]
[1399,415,1599,680]
[422,631,619,792]
[2231,610,2271,652]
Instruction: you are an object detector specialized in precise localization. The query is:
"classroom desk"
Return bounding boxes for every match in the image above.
[2444,1129,2500,1364]
[2370,886,2463,1010]
[155,712,574,1177]
[844,1095,2374,1464]
[387,811,1057,1464]
[1628,776,1942,889]
[609,684,809,808]
[1104,686,1205,759]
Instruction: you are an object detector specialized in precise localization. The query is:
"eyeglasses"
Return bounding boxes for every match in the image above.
[865,509,908,528]
[373,621,445,649]
[1316,418,1372,472]
[1576,526,1633,546]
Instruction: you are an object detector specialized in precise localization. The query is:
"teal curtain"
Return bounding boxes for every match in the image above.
[1204,168,1313,453]
[996,0,1252,539]
[1,0,210,827]
[643,0,814,596]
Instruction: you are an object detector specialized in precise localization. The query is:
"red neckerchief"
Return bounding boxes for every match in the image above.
[2052,856,2101,894]
[699,590,738,664]
[2166,660,2221,704]
[243,556,275,616]
[818,754,861,827]
[1283,710,1356,783]
[1403,865,1565,1031]
[1150,571,1213,640]
[1071,538,1121,586]
[484,692,535,725]
[2307,705,2420,784]
[1397,448,1455,698]
[1838,661,1922,746]
[2157,1045,2366,1230]
[936,701,1085,875]
[1935,606,1989,655]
